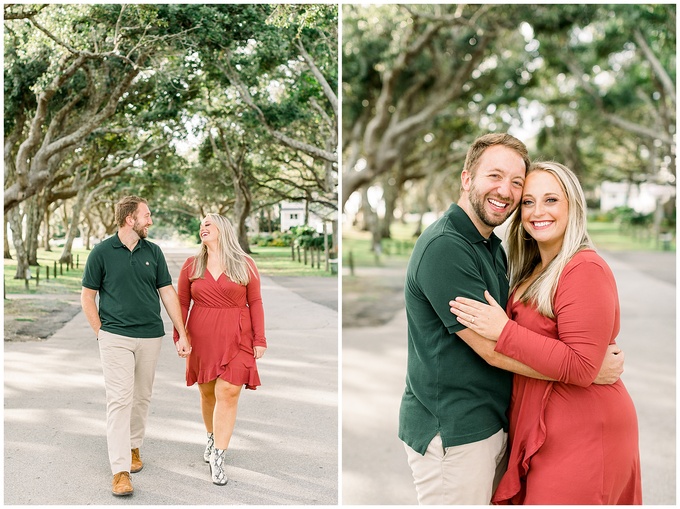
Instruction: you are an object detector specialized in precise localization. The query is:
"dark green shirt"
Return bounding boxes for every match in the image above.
[82,233,172,338]
[399,203,513,454]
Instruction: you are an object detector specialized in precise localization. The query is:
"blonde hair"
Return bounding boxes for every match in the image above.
[190,213,255,286]
[506,161,593,318]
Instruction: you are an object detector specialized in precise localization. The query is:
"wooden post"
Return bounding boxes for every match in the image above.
[46,265,50,280]
[296,245,301,263]
[54,261,58,278]
[60,262,63,275]
[304,246,308,265]
[77,254,80,268]
[291,243,295,261]
[35,266,40,287]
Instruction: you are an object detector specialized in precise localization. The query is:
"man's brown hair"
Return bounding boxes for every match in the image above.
[463,133,530,177]
[115,195,148,228]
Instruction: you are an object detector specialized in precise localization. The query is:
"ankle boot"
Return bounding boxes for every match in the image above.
[131,448,143,473]
[203,432,214,463]
[209,448,228,486]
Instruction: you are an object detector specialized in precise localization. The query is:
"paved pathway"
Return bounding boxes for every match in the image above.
[342,250,675,505]
[5,247,338,505]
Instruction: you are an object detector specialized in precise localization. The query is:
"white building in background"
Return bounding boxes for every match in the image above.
[280,200,326,233]
[598,181,676,214]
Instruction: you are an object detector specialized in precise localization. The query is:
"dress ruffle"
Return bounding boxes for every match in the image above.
[493,380,553,504]
[185,305,260,389]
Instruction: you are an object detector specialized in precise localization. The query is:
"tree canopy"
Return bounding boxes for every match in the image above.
[4,3,338,273]
[342,4,675,241]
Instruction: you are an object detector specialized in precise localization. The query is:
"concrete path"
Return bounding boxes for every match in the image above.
[342,250,675,505]
[5,247,339,505]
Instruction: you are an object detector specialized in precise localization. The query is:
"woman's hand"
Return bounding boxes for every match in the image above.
[254,346,267,360]
[449,290,509,341]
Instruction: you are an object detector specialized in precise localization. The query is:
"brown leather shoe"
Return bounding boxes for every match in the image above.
[112,471,133,496]
[131,448,143,473]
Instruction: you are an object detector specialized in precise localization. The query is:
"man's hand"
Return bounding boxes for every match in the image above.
[593,344,624,385]
[176,335,192,358]
[81,287,102,337]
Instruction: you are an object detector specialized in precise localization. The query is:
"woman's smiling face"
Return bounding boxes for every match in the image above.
[199,218,219,243]
[521,170,569,248]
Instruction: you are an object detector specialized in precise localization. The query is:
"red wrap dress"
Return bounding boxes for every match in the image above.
[174,257,266,389]
[492,250,641,505]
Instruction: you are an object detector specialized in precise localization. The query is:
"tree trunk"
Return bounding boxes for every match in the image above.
[304,199,311,226]
[380,172,404,240]
[25,195,43,266]
[44,206,52,251]
[358,187,375,232]
[4,221,12,259]
[85,215,93,250]
[60,188,88,264]
[8,207,30,280]
[359,188,382,254]
[370,218,382,256]
[414,174,436,237]
[232,173,253,254]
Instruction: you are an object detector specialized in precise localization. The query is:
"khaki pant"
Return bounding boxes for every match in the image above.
[98,330,163,474]
[404,429,508,505]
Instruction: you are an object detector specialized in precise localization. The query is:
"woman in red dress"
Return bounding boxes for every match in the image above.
[174,213,266,486]
[450,162,641,504]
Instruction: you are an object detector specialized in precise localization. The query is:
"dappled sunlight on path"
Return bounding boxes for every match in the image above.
[5,248,338,505]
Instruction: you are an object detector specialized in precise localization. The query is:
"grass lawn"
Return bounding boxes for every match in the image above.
[250,245,337,277]
[587,221,675,252]
[343,222,417,268]
[4,247,89,295]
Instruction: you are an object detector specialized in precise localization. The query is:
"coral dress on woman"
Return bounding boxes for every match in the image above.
[492,250,641,504]
[174,257,266,389]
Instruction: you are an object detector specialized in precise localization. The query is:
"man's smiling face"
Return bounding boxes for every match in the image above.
[466,144,526,230]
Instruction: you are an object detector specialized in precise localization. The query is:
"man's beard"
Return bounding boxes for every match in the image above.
[133,221,148,239]
[469,181,514,228]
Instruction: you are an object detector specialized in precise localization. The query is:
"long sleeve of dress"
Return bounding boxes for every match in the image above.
[172,258,193,343]
[246,259,267,348]
[495,256,619,387]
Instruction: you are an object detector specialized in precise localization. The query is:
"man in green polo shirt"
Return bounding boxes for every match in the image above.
[81,195,191,497]
[399,133,624,504]
[400,133,529,504]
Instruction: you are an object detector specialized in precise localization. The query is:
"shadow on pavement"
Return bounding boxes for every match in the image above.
[5,247,338,505]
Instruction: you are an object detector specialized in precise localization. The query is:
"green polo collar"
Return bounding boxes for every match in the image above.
[111,233,147,253]
[448,203,503,251]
